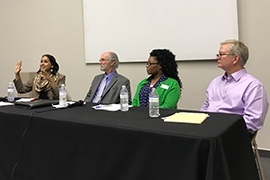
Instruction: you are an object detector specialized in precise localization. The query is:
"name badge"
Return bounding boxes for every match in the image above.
[161,84,169,90]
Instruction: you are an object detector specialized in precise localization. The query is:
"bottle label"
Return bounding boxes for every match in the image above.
[7,89,14,92]
[120,94,128,98]
[149,97,159,102]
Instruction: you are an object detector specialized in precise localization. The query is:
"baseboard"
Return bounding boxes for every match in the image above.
[259,149,270,158]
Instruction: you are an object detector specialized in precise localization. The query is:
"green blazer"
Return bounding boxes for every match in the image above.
[132,77,181,109]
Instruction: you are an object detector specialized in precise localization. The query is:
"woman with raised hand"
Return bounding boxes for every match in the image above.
[14,54,66,100]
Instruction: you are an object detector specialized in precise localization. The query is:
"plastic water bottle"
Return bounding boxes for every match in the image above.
[59,84,67,107]
[120,85,129,111]
[149,88,159,117]
[7,82,15,102]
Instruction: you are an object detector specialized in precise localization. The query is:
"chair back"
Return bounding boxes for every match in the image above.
[251,131,265,180]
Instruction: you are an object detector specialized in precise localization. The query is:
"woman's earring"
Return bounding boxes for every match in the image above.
[51,69,53,72]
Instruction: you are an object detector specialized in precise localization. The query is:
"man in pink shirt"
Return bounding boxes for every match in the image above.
[201,39,269,134]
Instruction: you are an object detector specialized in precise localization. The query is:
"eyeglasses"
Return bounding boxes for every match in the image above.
[216,53,235,58]
[146,62,159,66]
[99,59,108,62]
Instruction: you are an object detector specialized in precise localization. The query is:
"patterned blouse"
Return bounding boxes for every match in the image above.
[139,75,168,107]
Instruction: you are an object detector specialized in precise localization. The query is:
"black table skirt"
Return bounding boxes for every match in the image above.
[0,104,259,180]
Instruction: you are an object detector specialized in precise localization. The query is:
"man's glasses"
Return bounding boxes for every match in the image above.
[146,62,159,66]
[99,59,108,62]
[216,54,235,58]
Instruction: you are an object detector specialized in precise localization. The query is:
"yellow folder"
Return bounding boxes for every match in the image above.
[164,112,209,124]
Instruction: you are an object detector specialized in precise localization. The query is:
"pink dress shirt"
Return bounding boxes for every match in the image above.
[201,68,269,132]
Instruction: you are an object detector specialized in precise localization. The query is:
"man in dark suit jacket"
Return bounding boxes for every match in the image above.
[84,51,131,104]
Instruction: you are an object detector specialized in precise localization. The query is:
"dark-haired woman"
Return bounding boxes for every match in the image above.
[132,49,182,109]
[13,54,66,100]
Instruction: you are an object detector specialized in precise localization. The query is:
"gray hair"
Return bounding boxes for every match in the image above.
[220,39,249,67]
[108,52,119,69]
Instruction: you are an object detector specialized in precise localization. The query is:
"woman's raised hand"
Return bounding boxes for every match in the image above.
[15,60,22,75]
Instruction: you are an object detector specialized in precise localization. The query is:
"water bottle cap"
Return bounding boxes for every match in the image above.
[122,85,126,88]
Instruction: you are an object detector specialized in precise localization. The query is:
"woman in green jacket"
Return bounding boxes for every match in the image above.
[132,49,182,109]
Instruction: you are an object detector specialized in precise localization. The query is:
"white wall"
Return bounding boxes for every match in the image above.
[237,1,270,150]
[83,0,238,63]
[0,0,269,150]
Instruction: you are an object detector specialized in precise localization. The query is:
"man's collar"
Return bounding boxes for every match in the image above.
[223,68,247,81]
[104,70,116,80]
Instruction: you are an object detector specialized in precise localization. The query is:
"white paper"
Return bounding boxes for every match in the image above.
[93,104,133,111]
[16,98,36,102]
[0,102,14,106]
[52,101,76,108]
